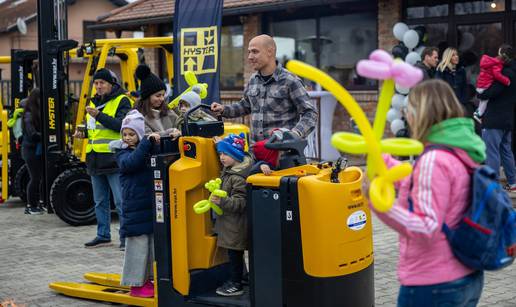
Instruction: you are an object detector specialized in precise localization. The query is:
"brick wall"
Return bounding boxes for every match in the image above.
[333,91,379,133]
[143,24,160,74]
[242,14,261,83]
[378,0,402,51]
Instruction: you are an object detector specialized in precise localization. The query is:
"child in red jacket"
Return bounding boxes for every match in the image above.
[474,45,513,123]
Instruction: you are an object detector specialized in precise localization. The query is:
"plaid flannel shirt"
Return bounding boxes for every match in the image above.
[222,65,318,142]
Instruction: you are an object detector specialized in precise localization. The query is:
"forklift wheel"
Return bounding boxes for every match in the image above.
[13,164,29,203]
[50,167,96,226]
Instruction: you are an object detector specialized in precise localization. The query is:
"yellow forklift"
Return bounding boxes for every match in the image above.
[27,0,179,225]
[56,36,174,225]
[0,50,38,203]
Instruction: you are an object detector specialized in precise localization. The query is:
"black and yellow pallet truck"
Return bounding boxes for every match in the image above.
[50,105,375,306]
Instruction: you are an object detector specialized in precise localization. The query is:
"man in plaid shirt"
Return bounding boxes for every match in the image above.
[211,35,317,142]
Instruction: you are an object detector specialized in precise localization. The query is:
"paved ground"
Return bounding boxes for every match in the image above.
[0,198,514,307]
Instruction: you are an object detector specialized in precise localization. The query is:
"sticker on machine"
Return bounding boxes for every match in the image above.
[347,210,367,231]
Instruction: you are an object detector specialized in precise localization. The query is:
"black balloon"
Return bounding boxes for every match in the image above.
[392,43,409,59]
[414,25,427,48]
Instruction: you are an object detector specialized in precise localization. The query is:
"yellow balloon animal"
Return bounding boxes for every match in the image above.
[168,71,208,109]
[286,56,423,212]
[193,178,227,215]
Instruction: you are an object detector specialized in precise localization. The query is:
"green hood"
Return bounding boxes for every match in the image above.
[426,117,486,163]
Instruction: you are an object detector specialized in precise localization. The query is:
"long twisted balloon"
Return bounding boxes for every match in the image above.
[286,50,424,212]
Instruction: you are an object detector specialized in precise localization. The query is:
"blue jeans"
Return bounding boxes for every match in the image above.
[91,173,123,241]
[397,271,484,307]
[482,128,516,185]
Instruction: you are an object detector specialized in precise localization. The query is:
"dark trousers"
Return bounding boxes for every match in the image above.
[22,146,43,208]
[398,271,484,307]
[228,249,244,284]
[482,128,516,185]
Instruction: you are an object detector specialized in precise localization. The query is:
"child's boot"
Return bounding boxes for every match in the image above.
[473,110,482,124]
[130,280,154,298]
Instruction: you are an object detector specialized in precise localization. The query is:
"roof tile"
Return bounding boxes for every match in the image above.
[0,0,37,33]
[99,0,290,23]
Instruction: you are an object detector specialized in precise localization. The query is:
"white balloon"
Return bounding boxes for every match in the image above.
[391,94,405,110]
[393,22,409,41]
[396,83,410,94]
[405,51,421,65]
[403,30,419,49]
[403,96,409,108]
[415,45,425,55]
[387,108,402,122]
[391,119,405,135]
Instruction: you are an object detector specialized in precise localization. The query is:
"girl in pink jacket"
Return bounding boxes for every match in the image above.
[474,45,513,123]
[371,80,486,307]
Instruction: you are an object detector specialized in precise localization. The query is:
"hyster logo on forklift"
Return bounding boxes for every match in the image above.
[48,97,55,129]
[180,26,218,75]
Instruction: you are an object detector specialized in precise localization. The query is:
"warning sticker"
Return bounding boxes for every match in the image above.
[154,170,161,179]
[155,192,164,223]
[154,180,163,191]
[347,210,367,231]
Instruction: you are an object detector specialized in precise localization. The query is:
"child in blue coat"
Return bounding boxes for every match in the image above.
[111,110,159,298]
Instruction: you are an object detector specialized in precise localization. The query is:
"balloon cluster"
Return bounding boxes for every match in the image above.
[392,23,427,62]
[193,178,226,215]
[389,22,427,136]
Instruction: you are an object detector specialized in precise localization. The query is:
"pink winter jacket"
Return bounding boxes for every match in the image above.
[374,148,476,286]
[476,55,510,89]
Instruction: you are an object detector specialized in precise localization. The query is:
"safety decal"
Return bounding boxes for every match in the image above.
[154,180,163,191]
[286,210,293,221]
[154,170,161,179]
[180,26,218,75]
[155,192,164,223]
[151,158,156,167]
[347,210,367,231]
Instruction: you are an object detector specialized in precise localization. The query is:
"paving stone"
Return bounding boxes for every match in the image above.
[0,198,514,306]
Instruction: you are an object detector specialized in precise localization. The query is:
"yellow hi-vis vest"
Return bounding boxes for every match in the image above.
[86,94,131,153]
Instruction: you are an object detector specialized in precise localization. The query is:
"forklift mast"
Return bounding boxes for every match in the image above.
[10,49,38,109]
[37,0,78,208]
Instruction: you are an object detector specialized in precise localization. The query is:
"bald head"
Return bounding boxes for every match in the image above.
[248,34,277,74]
[251,34,277,56]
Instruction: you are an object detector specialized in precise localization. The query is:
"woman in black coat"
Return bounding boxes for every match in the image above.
[21,88,44,215]
[436,47,468,105]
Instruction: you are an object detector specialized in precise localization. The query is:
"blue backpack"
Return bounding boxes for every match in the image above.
[410,145,516,271]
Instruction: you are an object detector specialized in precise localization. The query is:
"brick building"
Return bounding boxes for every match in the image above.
[92,0,515,133]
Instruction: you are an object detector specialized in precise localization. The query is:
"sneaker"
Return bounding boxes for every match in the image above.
[473,111,482,124]
[216,281,244,297]
[38,201,48,212]
[26,207,44,215]
[130,280,154,298]
[505,183,516,193]
[119,240,126,251]
[84,237,112,248]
